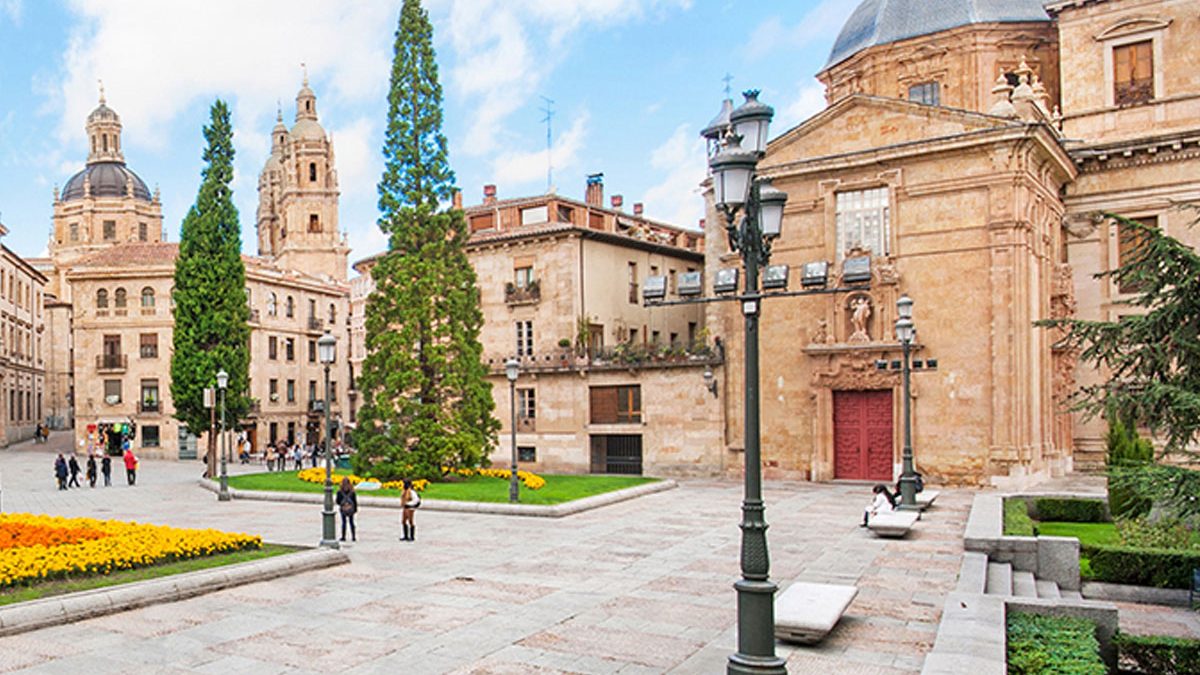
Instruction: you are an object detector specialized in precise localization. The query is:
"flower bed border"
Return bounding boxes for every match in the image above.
[0,547,347,637]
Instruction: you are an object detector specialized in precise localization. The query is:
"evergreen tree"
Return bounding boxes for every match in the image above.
[352,0,498,481]
[170,100,251,471]
[1039,210,1200,455]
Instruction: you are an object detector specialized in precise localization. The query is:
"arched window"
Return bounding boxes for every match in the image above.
[309,163,317,182]
[102,135,108,152]
[328,303,336,324]
[141,287,155,308]
[96,289,108,308]
[114,288,127,308]
[267,292,277,316]
[286,296,295,318]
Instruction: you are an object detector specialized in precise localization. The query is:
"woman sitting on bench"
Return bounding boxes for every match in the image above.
[861,484,896,527]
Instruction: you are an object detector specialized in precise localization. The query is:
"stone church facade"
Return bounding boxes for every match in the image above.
[705,0,1200,487]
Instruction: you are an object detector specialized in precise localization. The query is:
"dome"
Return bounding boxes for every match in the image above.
[61,162,152,202]
[87,102,120,124]
[290,117,326,141]
[825,0,1051,70]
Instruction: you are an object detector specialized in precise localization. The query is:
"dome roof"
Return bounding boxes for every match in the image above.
[290,117,326,141]
[826,0,1051,69]
[62,162,152,202]
[87,102,120,123]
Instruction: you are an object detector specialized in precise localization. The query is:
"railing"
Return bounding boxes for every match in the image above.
[487,342,723,375]
[309,399,326,414]
[1116,78,1153,107]
[307,317,324,332]
[138,400,160,413]
[504,281,540,306]
[96,354,128,371]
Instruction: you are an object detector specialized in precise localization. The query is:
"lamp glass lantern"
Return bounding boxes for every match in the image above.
[708,139,757,212]
[317,332,336,364]
[216,369,228,390]
[896,317,915,344]
[897,294,914,321]
[729,90,774,155]
[756,181,787,238]
[504,358,520,382]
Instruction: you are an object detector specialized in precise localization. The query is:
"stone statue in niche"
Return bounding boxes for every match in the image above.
[812,318,833,345]
[848,295,872,344]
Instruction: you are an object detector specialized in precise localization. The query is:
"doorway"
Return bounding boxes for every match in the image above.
[833,390,894,481]
[590,434,643,475]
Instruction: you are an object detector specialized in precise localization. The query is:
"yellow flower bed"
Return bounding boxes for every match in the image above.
[0,513,261,589]
[296,466,545,491]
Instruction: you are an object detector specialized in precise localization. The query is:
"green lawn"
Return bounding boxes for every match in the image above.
[0,543,298,607]
[1035,521,1120,547]
[225,470,658,505]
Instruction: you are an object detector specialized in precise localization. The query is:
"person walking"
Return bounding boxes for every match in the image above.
[54,454,68,490]
[292,444,302,471]
[265,445,276,472]
[123,448,138,486]
[335,477,358,542]
[86,454,98,488]
[101,454,112,487]
[400,479,420,542]
[67,455,82,488]
[309,442,319,468]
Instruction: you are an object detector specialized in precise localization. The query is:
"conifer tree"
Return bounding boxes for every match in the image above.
[171,100,251,471]
[352,0,498,481]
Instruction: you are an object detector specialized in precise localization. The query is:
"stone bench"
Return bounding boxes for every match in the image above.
[868,510,919,538]
[915,489,940,510]
[774,581,859,644]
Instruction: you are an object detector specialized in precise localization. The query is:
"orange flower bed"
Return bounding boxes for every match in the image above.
[0,522,109,550]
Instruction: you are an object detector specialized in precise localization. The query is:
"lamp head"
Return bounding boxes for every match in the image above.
[756,180,787,239]
[895,317,915,344]
[707,135,757,215]
[729,90,774,155]
[216,369,228,390]
[897,294,914,321]
[504,357,520,383]
[317,331,337,364]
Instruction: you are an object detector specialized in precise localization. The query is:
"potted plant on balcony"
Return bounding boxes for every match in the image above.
[557,338,572,366]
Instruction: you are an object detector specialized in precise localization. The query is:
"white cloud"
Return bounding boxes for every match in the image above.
[743,0,857,62]
[640,123,707,230]
[490,111,588,189]
[777,81,828,131]
[1,0,22,24]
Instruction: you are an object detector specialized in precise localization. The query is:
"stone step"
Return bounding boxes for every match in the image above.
[956,552,989,594]
[986,562,1012,596]
[1013,571,1038,598]
[1036,579,1062,600]
[1061,589,1083,601]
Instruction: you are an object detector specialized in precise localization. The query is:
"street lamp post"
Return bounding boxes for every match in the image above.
[217,369,230,502]
[705,90,788,675]
[895,295,918,509]
[505,358,520,503]
[318,332,339,549]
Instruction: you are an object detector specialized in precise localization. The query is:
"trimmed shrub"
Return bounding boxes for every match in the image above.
[1082,543,1200,588]
[1106,415,1154,519]
[1115,633,1200,675]
[1004,498,1036,536]
[1034,498,1108,523]
[1007,612,1106,675]
[1118,518,1200,551]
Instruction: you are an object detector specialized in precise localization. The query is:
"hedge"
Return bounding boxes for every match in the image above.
[1004,498,1036,536]
[1034,498,1108,523]
[1115,633,1200,675]
[1082,543,1200,588]
[1006,612,1106,675]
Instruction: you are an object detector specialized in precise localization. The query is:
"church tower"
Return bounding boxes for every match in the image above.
[256,75,349,282]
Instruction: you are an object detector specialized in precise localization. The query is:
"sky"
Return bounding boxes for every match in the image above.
[0,0,857,266]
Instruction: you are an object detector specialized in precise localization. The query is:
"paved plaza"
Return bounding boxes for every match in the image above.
[0,435,974,674]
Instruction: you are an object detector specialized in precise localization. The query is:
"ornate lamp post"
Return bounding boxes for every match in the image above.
[216,369,230,502]
[705,90,788,675]
[895,295,918,509]
[318,331,339,549]
[505,358,520,503]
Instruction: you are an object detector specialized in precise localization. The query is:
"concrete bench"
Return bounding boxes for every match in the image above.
[868,510,919,538]
[774,581,859,644]
[915,489,941,510]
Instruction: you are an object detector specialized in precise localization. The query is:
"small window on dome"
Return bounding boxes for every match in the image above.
[102,135,108,152]
[908,82,940,106]
[309,214,320,233]
[138,222,147,242]
[309,163,317,182]
[103,221,116,240]
[306,101,311,112]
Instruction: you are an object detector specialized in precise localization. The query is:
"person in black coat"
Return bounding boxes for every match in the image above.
[100,455,112,487]
[67,455,82,488]
[54,454,68,490]
[335,477,358,542]
[86,455,98,488]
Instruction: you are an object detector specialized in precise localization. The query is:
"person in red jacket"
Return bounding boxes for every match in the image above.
[123,448,138,486]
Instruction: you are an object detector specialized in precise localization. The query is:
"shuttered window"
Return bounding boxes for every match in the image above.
[590,385,642,424]
[1114,41,1153,106]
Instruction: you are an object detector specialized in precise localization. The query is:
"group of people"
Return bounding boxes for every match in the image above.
[258,440,320,472]
[53,448,138,490]
[33,423,50,444]
[333,477,420,543]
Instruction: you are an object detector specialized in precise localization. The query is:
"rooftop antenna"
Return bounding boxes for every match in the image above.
[722,72,734,99]
[540,96,555,193]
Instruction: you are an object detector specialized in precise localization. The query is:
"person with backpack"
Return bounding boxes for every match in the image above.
[862,484,897,527]
[101,455,112,486]
[400,479,420,542]
[53,454,68,490]
[335,477,358,542]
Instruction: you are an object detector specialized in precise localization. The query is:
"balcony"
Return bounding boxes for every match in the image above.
[138,400,160,414]
[487,342,724,375]
[249,309,261,323]
[504,280,540,306]
[96,354,128,372]
[308,399,326,414]
[307,316,324,332]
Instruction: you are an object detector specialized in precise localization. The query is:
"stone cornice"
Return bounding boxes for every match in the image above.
[1067,130,1200,173]
[1044,0,1111,15]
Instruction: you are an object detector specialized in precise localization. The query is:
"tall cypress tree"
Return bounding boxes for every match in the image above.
[171,100,250,471]
[352,0,498,481]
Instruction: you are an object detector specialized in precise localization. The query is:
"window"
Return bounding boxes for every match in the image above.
[328,303,336,324]
[588,211,604,230]
[103,220,116,240]
[517,388,536,420]
[114,288,127,309]
[69,223,79,242]
[287,422,296,444]
[518,446,537,462]
[908,81,940,106]
[140,380,159,412]
[651,330,661,345]
[331,381,338,400]
[309,162,317,182]
[269,379,279,401]
[286,296,294,318]
[668,269,677,295]
[1117,216,1157,294]
[142,425,160,448]
[308,339,317,363]
[138,222,148,242]
[1114,41,1153,106]
[267,292,277,316]
[670,332,678,346]
[556,205,574,223]
[139,333,158,359]
[141,287,155,308]
[836,187,890,260]
[589,385,642,424]
[520,205,548,225]
[514,266,534,289]
[308,380,317,403]
[104,379,122,404]
[268,336,278,360]
[309,299,316,317]
[309,214,320,232]
[287,379,296,403]
[628,262,638,304]
[96,289,108,309]
[469,213,495,232]
[285,338,295,361]
[516,320,534,357]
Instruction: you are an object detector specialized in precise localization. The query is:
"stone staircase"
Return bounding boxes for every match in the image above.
[983,560,1082,600]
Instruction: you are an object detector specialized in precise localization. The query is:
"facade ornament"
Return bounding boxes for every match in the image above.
[848,295,872,344]
[812,318,831,345]
[989,74,1018,118]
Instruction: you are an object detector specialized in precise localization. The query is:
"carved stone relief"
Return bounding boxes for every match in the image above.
[847,293,873,344]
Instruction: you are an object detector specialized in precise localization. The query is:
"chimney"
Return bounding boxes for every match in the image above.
[611,195,624,211]
[699,218,706,230]
[452,189,463,210]
[483,184,497,205]
[585,173,604,206]
[633,202,644,216]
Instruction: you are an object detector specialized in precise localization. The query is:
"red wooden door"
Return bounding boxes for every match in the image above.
[833,390,894,481]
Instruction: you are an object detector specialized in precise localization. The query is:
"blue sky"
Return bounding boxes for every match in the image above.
[0,0,855,265]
